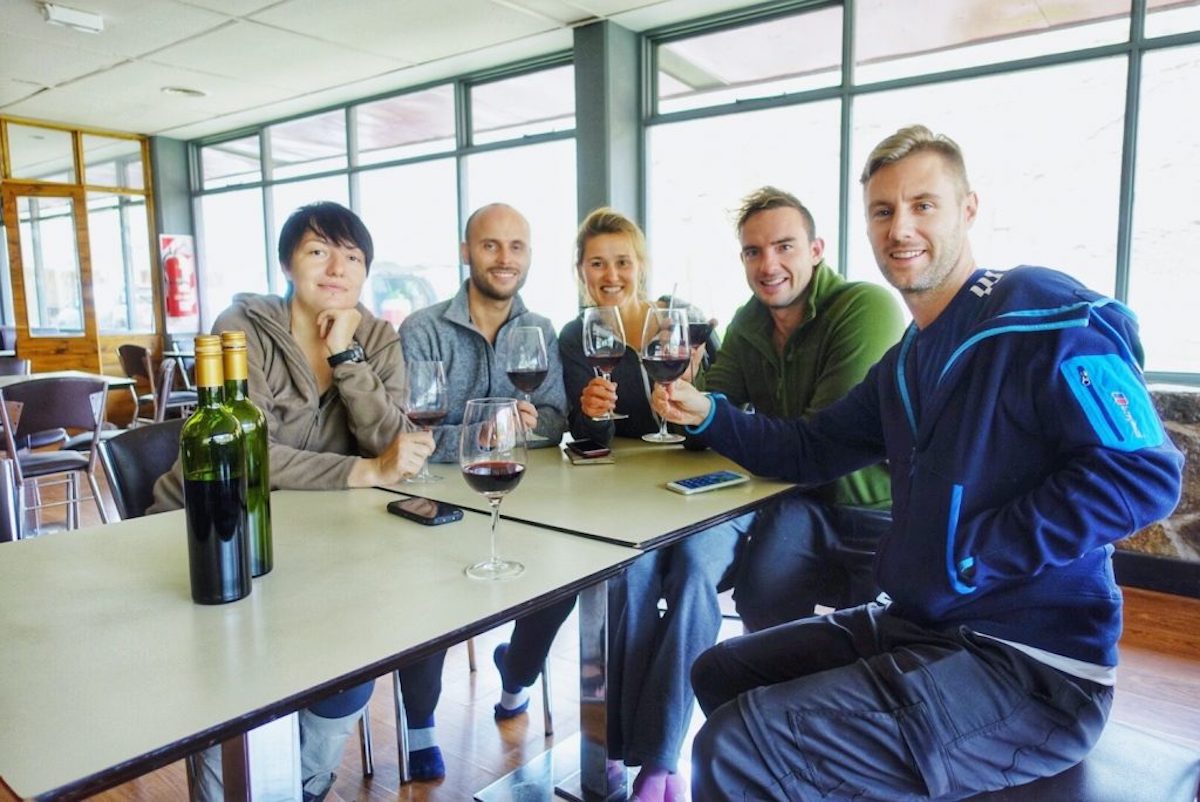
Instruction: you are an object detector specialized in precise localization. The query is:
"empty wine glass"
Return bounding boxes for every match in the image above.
[581,306,629,421]
[504,326,548,442]
[640,307,690,444]
[404,360,447,483]
[460,398,527,580]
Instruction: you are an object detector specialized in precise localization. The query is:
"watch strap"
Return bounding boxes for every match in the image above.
[327,341,364,367]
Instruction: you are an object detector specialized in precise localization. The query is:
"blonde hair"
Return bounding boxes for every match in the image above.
[860,124,970,195]
[574,207,649,299]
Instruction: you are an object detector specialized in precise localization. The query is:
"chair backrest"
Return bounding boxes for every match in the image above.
[97,418,185,519]
[0,357,31,377]
[0,325,16,351]
[0,377,107,437]
[117,344,153,385]
[153,359,177,423]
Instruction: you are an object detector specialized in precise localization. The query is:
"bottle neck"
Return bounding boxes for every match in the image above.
[223,378,249,402]
[196,384,225,407]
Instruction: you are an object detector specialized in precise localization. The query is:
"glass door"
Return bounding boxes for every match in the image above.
[1,183,101,372]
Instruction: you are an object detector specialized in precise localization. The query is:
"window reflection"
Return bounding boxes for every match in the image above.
[1129,44,1200,374]
[17,195,84,335]
[197,189,268,331]
[357,159,459,327]
[88,193,154,333]
[201,135,262,190]
[268,110,348,179]
[471,65,575,145]
[647,102,841,336]
[657,6,842,114]
[355,86,456,165]
[7,124,75,183]
[466,140,577,329]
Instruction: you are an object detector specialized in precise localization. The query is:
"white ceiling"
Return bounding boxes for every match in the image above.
[0,0,761,142]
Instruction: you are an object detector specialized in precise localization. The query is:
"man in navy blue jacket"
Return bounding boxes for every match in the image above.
[655,125,1183,801]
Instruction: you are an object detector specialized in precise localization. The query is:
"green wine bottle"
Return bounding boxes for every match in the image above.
[181,335,250,605]
[221,329,273,577]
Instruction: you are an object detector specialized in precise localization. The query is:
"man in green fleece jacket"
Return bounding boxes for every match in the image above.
[697,186,904,630]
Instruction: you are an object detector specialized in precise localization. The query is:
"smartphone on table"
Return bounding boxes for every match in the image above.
[386,496,464,526]
[566,438,612,458]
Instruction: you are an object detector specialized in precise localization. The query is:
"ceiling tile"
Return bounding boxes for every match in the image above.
[0,0,230,60]
[250,0,559,63]
[145,21,410,92]
[0,32,126,87]
[0,79,44,107]
[176,0,280,15]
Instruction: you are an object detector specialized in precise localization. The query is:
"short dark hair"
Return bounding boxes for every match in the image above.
[735,187,817,241]
[277,201,374,272]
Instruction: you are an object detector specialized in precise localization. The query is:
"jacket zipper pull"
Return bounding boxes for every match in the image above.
[1078,366,1091,386]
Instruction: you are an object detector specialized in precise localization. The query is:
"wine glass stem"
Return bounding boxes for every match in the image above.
[488,497,502,564]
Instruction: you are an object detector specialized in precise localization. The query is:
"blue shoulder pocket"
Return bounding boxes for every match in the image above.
[1060,354,1164,451]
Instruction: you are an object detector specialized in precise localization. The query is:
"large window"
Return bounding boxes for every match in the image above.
[646,102,841,332]
[193,61,576,332]
[466,139,578,330]
[646,1,1200,382]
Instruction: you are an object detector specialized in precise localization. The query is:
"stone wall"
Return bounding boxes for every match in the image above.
[1120,385,1200,561]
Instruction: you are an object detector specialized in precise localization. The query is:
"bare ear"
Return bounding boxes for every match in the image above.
[963,191,979,226]
[810,237,826,263]
[459,241,470,265]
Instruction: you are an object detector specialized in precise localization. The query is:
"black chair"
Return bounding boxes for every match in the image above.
[0,376,110,535]
[966,720,1200,801]
[117,344,197,426]
[96,418,185,519]
[0,358,68,451]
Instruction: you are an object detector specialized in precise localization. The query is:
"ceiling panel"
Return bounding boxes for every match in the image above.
[0,0,229,60]
[0,79,43,107]
[144,20,410,91]
[249,0,558,63]
[0,32,126,87]
[177,0,280,14]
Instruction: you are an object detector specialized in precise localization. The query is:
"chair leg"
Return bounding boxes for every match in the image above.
[541,660,553,736]
[358,707,374,777]
[67,473,80,530]
[184,753,198,799]
[86,471,109,524]
[391,671,411,784]
[467,637,477,672]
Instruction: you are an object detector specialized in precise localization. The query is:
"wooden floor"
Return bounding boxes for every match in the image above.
[22,475,1200,801]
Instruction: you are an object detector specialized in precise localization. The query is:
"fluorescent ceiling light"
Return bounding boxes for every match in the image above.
[41,3,105,34]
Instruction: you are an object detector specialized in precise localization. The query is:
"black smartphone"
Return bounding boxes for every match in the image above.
[566,438,612,458]
[386,497,464,526]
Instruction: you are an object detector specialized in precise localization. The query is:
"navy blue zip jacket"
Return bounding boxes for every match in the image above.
[692,267,1183,666]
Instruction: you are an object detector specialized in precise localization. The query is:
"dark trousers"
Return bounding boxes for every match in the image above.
[503,597,577,687]
[691,604,1112,801]
[307,649,447,725]
[732,497,890,632]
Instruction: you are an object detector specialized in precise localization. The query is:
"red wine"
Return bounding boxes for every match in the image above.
[508,369,548,394]
[408,410,447,427]
[586,354,623,375]
[184,476,251,605]
[462,461,526,496]
[688,322,713,345]
[642,355,689,383]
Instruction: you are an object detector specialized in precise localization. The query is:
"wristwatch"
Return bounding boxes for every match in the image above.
[327,340,365,367]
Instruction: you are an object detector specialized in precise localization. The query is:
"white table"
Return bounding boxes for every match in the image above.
[0,370,135,391]
[0,488,638,800]
[382,438,799,801]
[382,438,797,549]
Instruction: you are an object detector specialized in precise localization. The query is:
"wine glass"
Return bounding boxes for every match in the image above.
[504,326,548,442]
[684,303,714,360]
[581,306,629,421]
[460,398,527,580]
[640,307,690,444]
[403,360,447,483]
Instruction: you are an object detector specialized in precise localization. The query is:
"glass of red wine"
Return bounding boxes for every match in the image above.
[460,398,527,580]
[505,326,548,442]
[581,306,629,421]
[685,303,714,359]
[404,360,447,483]
[640,307,690,444]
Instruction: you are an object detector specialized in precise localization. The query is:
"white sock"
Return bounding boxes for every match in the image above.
[407,726,437,751]
[499,686,530,711]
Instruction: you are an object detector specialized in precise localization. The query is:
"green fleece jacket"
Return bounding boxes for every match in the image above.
[697,262,903,508]
[149,293,412,511]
